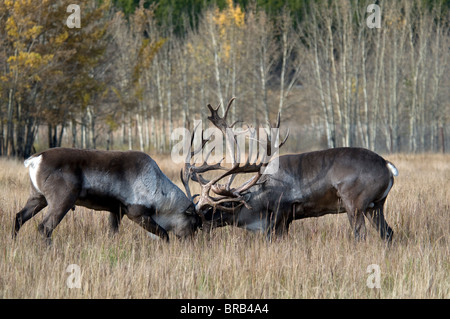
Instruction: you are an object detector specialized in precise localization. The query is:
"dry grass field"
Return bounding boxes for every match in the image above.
[0,153,448,299]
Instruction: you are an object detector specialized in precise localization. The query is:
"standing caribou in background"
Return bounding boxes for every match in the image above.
[14,148,201,243]
[182,98,398,242]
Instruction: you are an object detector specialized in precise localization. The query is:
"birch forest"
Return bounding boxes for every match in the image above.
[0,0,449,158]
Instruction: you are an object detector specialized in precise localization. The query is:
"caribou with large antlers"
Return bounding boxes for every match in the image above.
[183,98,397,242]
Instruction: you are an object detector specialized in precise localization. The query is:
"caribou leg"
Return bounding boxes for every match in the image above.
[337,184,368,241]
[274,219,292,238]
[340,196,367,241]
[13,193,47,239]
[346,209,366,241]
[38,193,79,245]
[266,208,291,241]
[126,205,169,242]
[364,199,394,242]
[108,208,125,235]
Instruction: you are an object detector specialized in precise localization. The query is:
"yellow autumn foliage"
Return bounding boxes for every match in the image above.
[211,0,245,61]
[7,51,53,71]
[54,30,69,45]
[213,0,245,31]
[5,16,18,38]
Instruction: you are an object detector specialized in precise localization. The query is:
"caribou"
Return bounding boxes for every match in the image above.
[13,148,201,243]
[182,98,398,242]
[14,98,397,244]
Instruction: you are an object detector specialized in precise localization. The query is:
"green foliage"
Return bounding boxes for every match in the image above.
[113,0,140,16]
[112,0,311,35]
[112,0,449,36]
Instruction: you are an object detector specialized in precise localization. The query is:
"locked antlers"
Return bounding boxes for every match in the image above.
[181,98,289,214]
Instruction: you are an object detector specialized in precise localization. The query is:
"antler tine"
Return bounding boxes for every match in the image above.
[181,124,198,199]
[192,122,208,157]
[207,97,236,132]
[279,128,290,150]
[180,168,192,199]
[262,111,290,158]
[230,120,242,128]
[223,97,236,120]
[233,170,262,195]
[273,112,290,150]
[275,111,281,129]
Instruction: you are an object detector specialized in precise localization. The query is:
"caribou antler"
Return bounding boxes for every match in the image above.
[181,98,288,215]
[180,122,224,200]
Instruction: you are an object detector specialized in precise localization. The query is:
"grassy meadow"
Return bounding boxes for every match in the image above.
[0,153,448,298]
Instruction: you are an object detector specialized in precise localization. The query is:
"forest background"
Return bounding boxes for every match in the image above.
[0,0,449,158]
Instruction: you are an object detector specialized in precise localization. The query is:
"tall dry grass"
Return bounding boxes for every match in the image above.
[0,153,448,298]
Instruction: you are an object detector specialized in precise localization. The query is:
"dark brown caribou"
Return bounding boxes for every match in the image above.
[14,148,201,243]
[182,99,397,242]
